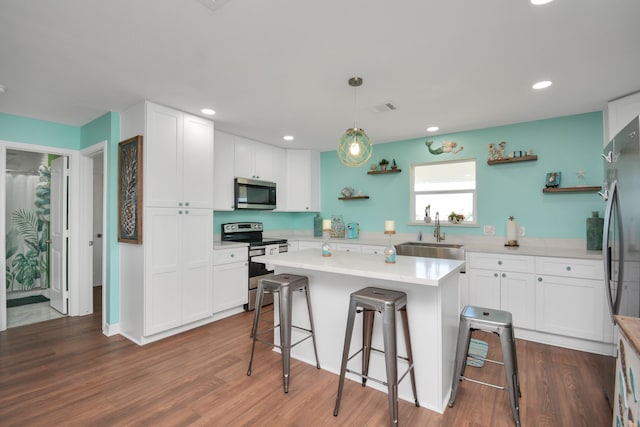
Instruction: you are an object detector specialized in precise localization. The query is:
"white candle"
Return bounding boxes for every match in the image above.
[384,220,395,232]
[323,219,332,230]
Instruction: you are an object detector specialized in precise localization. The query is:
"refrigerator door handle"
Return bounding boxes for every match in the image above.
[603,180,624,319]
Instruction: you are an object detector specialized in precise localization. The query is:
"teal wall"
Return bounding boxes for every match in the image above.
[80,112,121,325]
[320,112,605,239]
[214,210,317,233]
[0,113,80,149]
[2,112,120,325]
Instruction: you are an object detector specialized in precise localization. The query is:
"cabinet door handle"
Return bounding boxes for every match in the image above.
[178,202,183,207]
[566,266,571,271]
[178,210,183,215]
[538,277,543,282]
[501,273,506,278]
[497,260,503,265]
[230,253,235,258]
[185,210,190,215]
[494,273,499,277]
[185,202,190,207]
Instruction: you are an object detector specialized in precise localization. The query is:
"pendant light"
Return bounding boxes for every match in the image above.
[337,77,372,167]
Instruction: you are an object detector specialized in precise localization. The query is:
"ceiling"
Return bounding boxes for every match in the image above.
[1,0,639,152]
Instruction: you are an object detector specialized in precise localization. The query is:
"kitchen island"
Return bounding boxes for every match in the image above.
[252,248,465,413]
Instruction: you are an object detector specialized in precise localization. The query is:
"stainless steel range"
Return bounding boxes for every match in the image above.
[221,222,288,311]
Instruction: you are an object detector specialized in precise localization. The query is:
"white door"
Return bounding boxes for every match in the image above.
[49,156,68,314]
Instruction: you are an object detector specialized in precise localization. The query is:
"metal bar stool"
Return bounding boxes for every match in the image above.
[247,273,320,393]
[448,305,522,427]
[334,287,419,427]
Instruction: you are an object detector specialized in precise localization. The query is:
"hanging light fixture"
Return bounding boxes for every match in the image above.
[337,77,372,167]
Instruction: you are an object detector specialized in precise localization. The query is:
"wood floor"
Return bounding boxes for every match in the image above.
[0,289,614,426]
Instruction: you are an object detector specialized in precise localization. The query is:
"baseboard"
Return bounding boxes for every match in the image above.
[515,328,616,356]
[103,322,120,337]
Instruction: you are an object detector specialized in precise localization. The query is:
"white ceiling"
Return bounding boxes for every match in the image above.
[1,0,639,151]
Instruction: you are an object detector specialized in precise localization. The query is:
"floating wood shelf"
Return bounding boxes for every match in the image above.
[487,155,538,165]
[338,196,370,200]
[542,186,601,193]
[367,168,401,175]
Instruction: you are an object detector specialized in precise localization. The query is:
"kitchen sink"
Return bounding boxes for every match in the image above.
[394,241,465,261]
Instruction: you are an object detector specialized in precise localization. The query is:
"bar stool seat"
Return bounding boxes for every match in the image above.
[448,305,521,427]
[334,287,419,427]
[247,273,320,393]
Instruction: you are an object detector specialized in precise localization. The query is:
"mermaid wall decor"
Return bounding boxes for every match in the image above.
[425,140,464,155]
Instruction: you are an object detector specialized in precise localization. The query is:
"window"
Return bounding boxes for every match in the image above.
[410,159,477,224]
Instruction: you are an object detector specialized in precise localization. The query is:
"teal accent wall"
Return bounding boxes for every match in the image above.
[0,113,80,149]
[80,112,120,325]
[214,210,317,233]
[320,112,604,239]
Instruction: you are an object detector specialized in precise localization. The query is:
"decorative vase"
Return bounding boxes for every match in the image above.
[313,213,322,237]
[586,211,603,251]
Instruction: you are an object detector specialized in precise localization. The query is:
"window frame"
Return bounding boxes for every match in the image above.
[409,158,478,226]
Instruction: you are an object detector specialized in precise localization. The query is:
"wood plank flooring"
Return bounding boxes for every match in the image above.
[0,289,614,426]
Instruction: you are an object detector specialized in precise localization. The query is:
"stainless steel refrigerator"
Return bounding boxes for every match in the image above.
[603,115,640,321]
[602,116,640,418]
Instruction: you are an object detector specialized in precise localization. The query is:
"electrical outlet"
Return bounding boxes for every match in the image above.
[483,225,495,236]
[519,226,525,237]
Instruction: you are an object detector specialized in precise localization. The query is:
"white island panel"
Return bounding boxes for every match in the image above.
[252,249,464,413]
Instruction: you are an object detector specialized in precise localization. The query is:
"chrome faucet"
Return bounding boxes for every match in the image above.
[434,212,445,242]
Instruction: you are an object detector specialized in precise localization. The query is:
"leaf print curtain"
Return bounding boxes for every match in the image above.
[5,165,51,292]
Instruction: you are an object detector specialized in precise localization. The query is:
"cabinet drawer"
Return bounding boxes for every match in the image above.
[535,257,603,279]
[468,252,535,273]
[213,247,248,266]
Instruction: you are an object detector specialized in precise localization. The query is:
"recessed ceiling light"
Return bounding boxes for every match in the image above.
[532,80,552,90]
[427,126,439,132]
[0,84,5,95]
[283,135,294,141]
[201,108,216,115]
[531,0,553,5]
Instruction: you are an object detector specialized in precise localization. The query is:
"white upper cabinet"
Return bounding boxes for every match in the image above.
[234,136,283,183]
[145,102,213,208]
[606,90,640,143]
[284,149,320,212]
[213,130,236,211]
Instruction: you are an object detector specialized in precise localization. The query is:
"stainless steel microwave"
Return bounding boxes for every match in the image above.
[234,177,277,210]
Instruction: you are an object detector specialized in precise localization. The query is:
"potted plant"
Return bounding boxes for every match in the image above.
[379,158,389,171]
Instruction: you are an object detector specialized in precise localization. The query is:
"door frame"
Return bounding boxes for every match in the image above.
[0,140,83,331]
[79,142,107,328]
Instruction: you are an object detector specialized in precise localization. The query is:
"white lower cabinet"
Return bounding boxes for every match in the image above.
[213,247,248,314]
[144,208,213,337]
[535,256,611,342]
[468,253,536,329]
[468,251,612,348]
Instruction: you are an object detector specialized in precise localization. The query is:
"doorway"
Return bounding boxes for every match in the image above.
[5,149,65,327]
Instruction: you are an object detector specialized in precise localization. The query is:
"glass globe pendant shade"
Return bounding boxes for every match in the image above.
[338,127,372,167]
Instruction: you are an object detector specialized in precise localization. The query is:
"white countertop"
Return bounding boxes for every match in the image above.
[252,248,464,287]
[213,241,249,250]
[262,232,603,260]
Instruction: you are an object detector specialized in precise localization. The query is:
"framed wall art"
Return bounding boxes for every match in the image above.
[118,135,143,243]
